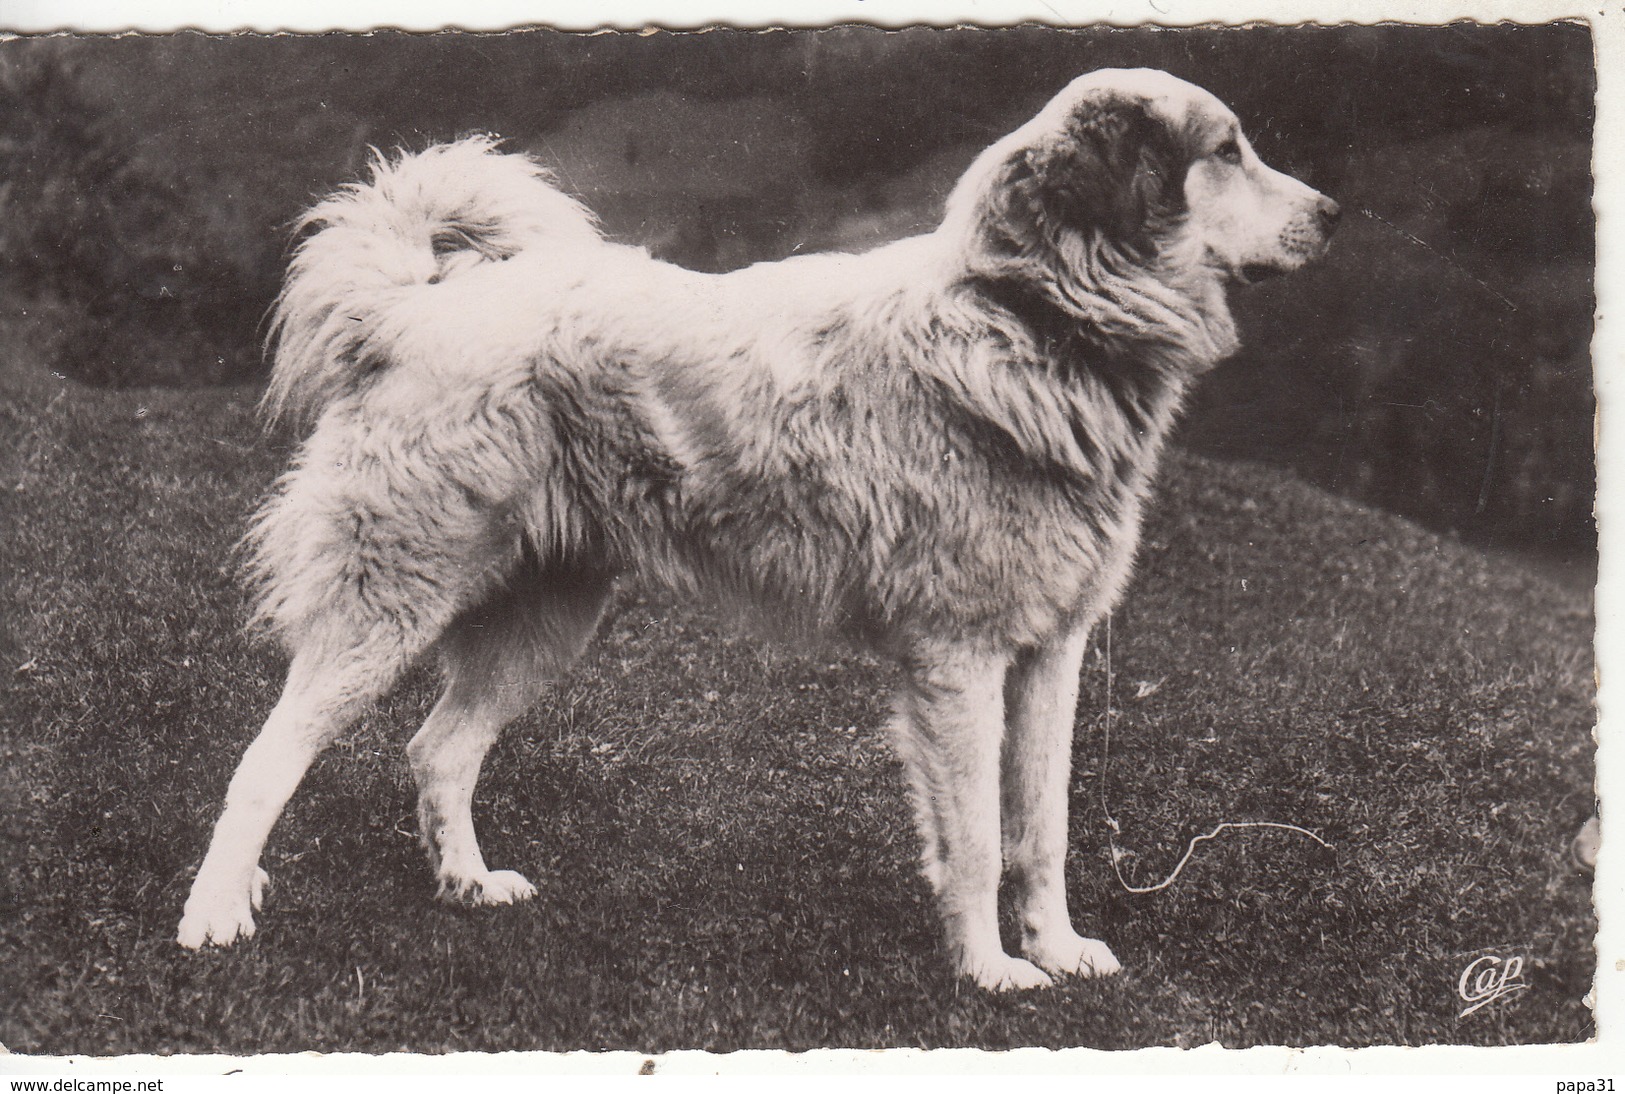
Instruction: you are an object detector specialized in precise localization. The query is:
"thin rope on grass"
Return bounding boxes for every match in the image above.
[1104,819,1333,894]
[1097,612,1332,895]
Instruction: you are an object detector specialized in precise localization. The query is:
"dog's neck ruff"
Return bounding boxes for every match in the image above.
[952,187,1240,368]
[937,220,1240,496]
[1050,230,1239,371]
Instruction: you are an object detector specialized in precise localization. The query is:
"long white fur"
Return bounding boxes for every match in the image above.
[178,68,1336,992]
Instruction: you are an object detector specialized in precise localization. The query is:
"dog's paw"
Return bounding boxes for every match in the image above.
[438,869,538,906]
[964,954,1054,993]
[176,868,270,950]
[1026,931,1122,979]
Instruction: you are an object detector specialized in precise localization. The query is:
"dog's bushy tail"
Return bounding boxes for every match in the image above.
[265,135,600,425]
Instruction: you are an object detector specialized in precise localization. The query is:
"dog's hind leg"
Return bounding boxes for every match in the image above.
[179,440,523,947]
[891,646,1051,992]
[408,560,613,906]
[1001,624,1121,980]
[177,629,417,948]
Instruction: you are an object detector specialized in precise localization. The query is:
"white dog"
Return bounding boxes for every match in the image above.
[178,68,1338,991]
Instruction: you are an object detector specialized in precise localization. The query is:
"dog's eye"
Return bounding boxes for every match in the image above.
[1215,139,1243,165]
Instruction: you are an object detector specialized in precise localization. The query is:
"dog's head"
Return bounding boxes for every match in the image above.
[950,68,1339,288]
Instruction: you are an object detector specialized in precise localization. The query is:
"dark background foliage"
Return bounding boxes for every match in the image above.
[0,24,1595,559]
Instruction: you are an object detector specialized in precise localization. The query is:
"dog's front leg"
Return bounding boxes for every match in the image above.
[890,646,1050,992]
[1001,624,1121,980]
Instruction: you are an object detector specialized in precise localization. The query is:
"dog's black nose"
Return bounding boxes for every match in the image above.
[1318,198,1343,233]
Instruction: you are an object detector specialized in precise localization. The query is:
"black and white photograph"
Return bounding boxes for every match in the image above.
[0,3,1604,1064]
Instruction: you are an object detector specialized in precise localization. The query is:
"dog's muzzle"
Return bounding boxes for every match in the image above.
[1237,194,1342,285]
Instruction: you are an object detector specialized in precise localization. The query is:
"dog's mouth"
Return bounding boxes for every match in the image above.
[1236,262,1286,286]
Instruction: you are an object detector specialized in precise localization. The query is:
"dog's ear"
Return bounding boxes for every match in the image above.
[981,95,1186,257]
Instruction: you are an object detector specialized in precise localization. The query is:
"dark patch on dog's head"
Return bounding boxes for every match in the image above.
[1037,94,1192,245]
[981,90,1196,261]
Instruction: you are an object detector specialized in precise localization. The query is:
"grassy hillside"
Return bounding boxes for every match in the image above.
[0,349,1594,1053]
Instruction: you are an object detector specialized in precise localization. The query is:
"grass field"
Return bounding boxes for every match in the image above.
[0,348,1596,1054]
